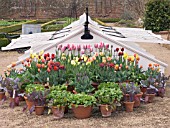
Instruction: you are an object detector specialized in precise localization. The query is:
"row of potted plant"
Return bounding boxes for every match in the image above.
[0,42,169,119]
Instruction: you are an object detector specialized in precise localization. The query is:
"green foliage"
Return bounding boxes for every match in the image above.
[47,86,70,107]
[25,84,45,94]
[68,93,96,108]
[0,38,10,48]
[144,0,170,32]
[95,82,123,105]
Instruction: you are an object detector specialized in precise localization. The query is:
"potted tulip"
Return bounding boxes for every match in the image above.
[68,93,96,119]
[47,85,70,119]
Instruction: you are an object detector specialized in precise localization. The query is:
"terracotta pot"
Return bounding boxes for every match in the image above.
[0,92,5,100]
[100,104,112,117]
[66,85,75,93]
[124,101,134,112]
[52,106,65,119]
[10,97,19,106]
[145,94,155,103]
[24,97,34,110]
[140,87,147,96]
[35,106,45,115]
[91,82,100,91]
[72,105,92,119]
[134,92,143,107]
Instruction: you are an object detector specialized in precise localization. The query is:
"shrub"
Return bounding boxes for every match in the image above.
[144,0,170,32]
[0,38,10,48]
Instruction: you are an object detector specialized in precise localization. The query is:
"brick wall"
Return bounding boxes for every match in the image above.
[0,0,144,20]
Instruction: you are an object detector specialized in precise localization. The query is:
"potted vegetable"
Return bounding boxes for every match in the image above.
[27,91,46,115]
[145,88,156,103]
[121,83,135,112]
[0,76,7,101]
[94,86,123,117]
[24,84,45,110]
[47,85,70,119]
[121,82,143,108]
[1,77,21,108]
[68,93,96,119]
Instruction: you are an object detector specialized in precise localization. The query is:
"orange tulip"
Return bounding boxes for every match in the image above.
[11,62,16,67]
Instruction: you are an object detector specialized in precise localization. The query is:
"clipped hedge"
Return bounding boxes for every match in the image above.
[0,20,37,33]
[144,0,170,32]
[98,18,121,23]
[0,38,10,48]
[93,19,109,26]
[41,20,57,28]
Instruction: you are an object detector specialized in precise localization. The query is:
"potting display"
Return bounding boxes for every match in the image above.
[0,42,169,119]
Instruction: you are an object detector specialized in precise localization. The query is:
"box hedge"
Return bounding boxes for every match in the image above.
[0,38,10,48]
[0,20,37,33]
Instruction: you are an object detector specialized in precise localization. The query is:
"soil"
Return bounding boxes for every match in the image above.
[0,31,170,127]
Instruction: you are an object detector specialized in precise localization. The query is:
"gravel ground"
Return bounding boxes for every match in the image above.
[0,33,170,127]
[0,96,170,128]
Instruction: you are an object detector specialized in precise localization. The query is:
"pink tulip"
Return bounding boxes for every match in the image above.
[90,47,93,52]
[67,44,70,48]
[58,44,62,50]
[77,45,81,51]
[94,44,98,48]
[68,47,72,51]
[105,44,109,49]
[81,49,85,54]
[61,46,66,52]
[87,44,91,49]
[83,44,87,49]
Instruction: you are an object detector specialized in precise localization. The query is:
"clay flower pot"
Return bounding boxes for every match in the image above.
[140,87,147,97]
[72,105,92,119]
[91,82,100,91]
[100,105,112,117]
[35,106,45,115]
[124,101,135,112]
[10,97,19,106]
[52,106,65,119]
[145,93,155,103]
[24,96,34,110]
[134,92,143,107]
[0,92,5,100]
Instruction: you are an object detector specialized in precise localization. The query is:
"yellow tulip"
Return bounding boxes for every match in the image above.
[86,61,91,65]
[99,52,104,56]
[71,60,76,65]
[84,56,88,62]
[75,57,79,62]
[123,53,128,59]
